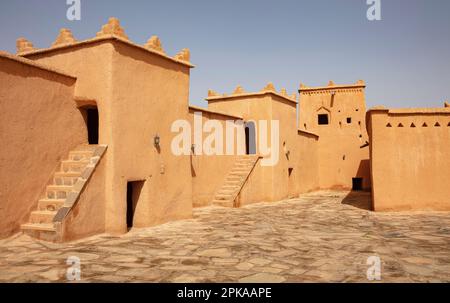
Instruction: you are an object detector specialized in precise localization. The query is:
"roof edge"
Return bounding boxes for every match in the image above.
[206,91,297,105]
[19,35,195,68]
[0,51,77,79]
[299,83,365,93]
[367,106,450,115]
[188,105,243,120]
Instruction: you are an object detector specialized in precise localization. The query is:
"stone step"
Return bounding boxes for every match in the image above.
[233,166,253,171]
[224,182,241,187]
[236,157,257,163]
[224,178,241,182]
[38,199,65,211]
[234,166,252,170]
[217,189,237,195]
[68,150,94,161]
[212,200,234,207]
[29,210,57,224]
[230,169,250,175]
[60,160,89,173]
[54,171,82,178]
[221,185,240,190]
[21,222,56,232]
[53,175,79,186]
[215,194,233,200]
[234,161,254,165]
[21,223,59,242]
[229,172,248,177]
[74,144,99,152]
[46,185,73,199]
[236,160,256,164]
[226,175,244,181]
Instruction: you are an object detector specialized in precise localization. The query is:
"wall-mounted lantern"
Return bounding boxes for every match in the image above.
[153,134,160,148]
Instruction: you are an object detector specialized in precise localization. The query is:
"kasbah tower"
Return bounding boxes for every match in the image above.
[299,80,370,191]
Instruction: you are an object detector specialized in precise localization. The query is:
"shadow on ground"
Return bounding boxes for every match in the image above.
[341,190,372,211]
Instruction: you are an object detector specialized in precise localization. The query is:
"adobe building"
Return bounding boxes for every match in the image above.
[0,17,448,242]
[366,105,450,211]
[204,84,319,206]
[2,18,194,241]
[298,81,371,191]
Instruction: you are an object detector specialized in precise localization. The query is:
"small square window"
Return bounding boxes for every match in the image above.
[347,117,352,124]
[318,114,329,125]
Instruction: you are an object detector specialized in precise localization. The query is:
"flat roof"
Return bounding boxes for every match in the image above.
[299,83,365,93]
[367,106,450,115]
[206,91,298,105]
[188,105,243,120]
[0,51,77,79]
[19,35,195,68]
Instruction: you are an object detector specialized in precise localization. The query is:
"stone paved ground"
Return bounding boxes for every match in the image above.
[1,190,450,282]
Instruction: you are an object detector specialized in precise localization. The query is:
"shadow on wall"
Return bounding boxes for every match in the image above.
[356,159,371,189]
[341,190,372,211]
[190,154,196,177]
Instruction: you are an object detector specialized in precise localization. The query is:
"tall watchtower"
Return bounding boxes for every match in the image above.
[298,80,370,190]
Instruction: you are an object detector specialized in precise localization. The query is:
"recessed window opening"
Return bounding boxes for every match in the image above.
[318,114,329,125]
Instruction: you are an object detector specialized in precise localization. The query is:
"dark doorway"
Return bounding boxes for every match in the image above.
[352,178,363,191]
[86,108,99,144]
[126,181,145,229]
[244,121,256,155]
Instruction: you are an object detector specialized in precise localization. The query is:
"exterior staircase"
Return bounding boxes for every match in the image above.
[20,144,104,242]
[212,155,260,208]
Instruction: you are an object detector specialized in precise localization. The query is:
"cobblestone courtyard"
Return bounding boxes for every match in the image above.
[1,190,450,282]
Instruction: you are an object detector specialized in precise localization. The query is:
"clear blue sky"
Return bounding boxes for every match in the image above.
[1,0,449,108]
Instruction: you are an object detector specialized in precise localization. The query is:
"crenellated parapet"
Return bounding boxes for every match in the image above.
[299,80,366,95]
[206,83,297,104]
[261,82,276,92]
[279,88,296,100]
[208,89,219,97]
[233,85,245,94]
[16,38,35,54]
[52,28,77,47]
[144,36,165,54]
[15,17,193,67]
[174,48,190,62]
[96,17,129,39]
